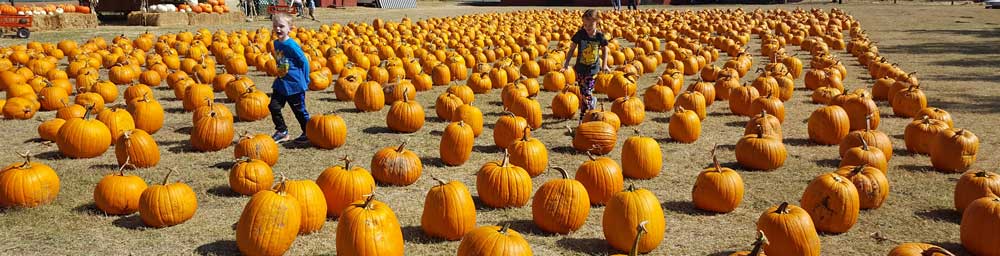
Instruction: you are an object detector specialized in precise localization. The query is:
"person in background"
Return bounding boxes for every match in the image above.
[561,9,611,123]
[627,0,638,10]
[611,0,621,11]
[301,0,316,20]
[269,13,312,143]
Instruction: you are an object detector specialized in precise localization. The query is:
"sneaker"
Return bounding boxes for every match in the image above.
[293,134,309,143]
[272,131,290,142]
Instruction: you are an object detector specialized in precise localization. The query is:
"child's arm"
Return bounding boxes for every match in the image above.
[601,44,611,72]
[290,42,311,83]
[562,42,577,72]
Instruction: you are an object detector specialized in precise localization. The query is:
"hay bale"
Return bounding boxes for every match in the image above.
[57,13,98,29]
[187,12,222,26]
[29,15,61,31]
[145,12,189,26]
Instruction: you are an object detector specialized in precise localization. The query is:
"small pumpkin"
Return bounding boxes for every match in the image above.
[755,202,821,256]
[94,160,147,215]
[476,150,533,208]
[929,128,979,173]
[316,156,375,217]
[693,147,745,213]
[441,121,475,166]
[603,184,665,254]
[960,196,1000,256]
[236,179,301,256]
[229,158,274,196]
[421,177,476,241]
[800,172,860,234]
[336,195,405,256]
[0,152,60,208]
[575,152,623,206]
[531,167,590,234]
[457,224,533,256]
[139,169,198,228]
[114,129,160,168]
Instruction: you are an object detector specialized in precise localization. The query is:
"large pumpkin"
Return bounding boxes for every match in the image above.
[835,165,889,210]
[572,120,618,155]
[316,157,376,217]
[954,170,1000,213]
[621,131,662,179]
[0,152,60,208]
[887,243,956,256]
[421,178,476,241]
[236,180,301,256]
[441,121,475,166]
[531,167,590,234]
[93,161,147,215]
[476,150,533,208]
[386,88,425,133]
[960,196,1000,256]
[336,195,405,256]
[190,110,234,152]
[139,169,198,228]
[494,112,529,149]
[284,179,328,234]
[234,133,279,166]
[693,147,744,213]
[800,172,860,234]
[929,128,979,173]
[904,116,949,155]
[669,106,701,143]
[756,202,821,256]
[372,142,423,186]
[114,129,160,168]
[735,125,787,171]
[457,224,533,256]
[603,184,665,254]
[305,112,348,149]
[126,93,164,134]
[807,105,850,145]
[57,107,112,158]
[451,104,484,137]
[575,152,623,206]
[508,127,548,177]
[229,158,274,196]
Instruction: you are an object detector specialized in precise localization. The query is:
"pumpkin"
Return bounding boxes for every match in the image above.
[421,177,476,241]
[452,104,484,137]
[457,224,533,256]
[603,184,665,254]
[572,120,618,155]
[334,74,362,101]
[904,116,949,155]
[114,129,160,168]
[57,107,112,158]
[552,86,581,119]
[354,81,385,112]
[236,180,301,256]
[843,93,880,131]
[476,150,533,208]
[182,83,215,111]
[192,100,234,124]
[669,106,702,143]
[917,107,954,128]
[225,77,255,102]
[643,79,675,112]
[468,72,493,94]
[728,231,769,256]
[383,80,417,105]
[510,96,543,129]
[284,179,328,234]
[542,71,566,92]
[621,130,662,179]
[316,156,375,217]
[693,147,744,213]
[954,170,1000,213]
[839,115,892,161]
[93,160,147,215]
[887,243,956,256]
[891,84,926,118]
[729,83,760,116]
[494,112,529,149]
[960,196,1000,256]
[446,83,475,104]
[190,110,234,152]
[800,172,860,234]
[234,133,279,166]
[929,128,979,173]
[687,80,717,106]
[305,112,348,149]
[139,169,198,228]
[532,167,590,234]
[38,118,66,142]
[229,158,274,196]
[749,93,785,123]
[576,152,623,206]
[835,165,889,210]
[807,105,850,145]
[440,120,475,166]
[611,95,646,126]
[97,107,136,143]
[756,202,821,256]
[736,125,787,171]
[386,88,424,133]
[745,110,783,139]
[584,104,622,132]
[3,97,37,120]
[0,152,60,208]
[336,195,405,256]
[435,93,464,121]
[235,87,270,121]
[126,93,164,134]
[840,136,889,173]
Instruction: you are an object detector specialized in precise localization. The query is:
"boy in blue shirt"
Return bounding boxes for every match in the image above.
[269,13,311,143]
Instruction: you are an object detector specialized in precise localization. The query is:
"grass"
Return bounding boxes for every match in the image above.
[1,1,999,255]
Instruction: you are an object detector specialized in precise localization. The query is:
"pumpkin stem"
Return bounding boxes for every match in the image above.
[500,149,510,167]
[755,124,764,138]
[396,141,407,152]
[851,165,866,175]
[864,114,873,131]
[83,104,95,120]
[498,223,512,234]
[626,220,649,256]
[974,171,988,178]
[161,168,175,185]
[117,155,132,175]
[339,156,352,170]
[565,125,574,136]
[431,176,447,186]
[16,150,32,169]
[860,135,869,150]
[361,193,376,209]
[625,183,637,192]
[775,202,790,214]
[520,126,531,141]
[747,230,768,256]
[921,247,956,256]
[710,144,722,172]
[552,166,569,179]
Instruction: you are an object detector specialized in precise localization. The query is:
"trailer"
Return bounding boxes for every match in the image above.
[0,15,32,38]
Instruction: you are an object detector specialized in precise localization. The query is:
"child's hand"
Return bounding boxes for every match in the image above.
[602,66,612,72]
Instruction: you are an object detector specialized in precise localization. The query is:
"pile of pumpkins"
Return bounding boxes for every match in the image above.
[0,6,996,256]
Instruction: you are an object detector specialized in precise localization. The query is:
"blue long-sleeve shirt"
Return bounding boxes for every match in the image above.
[271,38,310,96]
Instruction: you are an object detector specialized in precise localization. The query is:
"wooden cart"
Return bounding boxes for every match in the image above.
[0,15,32,38]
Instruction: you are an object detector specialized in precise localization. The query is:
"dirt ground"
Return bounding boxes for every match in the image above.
[1,0,999,255]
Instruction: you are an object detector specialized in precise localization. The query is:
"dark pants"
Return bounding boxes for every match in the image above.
[576,73,597,121]
[269,92,310,133]
[627,0,638,9]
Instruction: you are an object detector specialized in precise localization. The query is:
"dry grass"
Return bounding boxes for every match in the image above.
[1,1,999,255]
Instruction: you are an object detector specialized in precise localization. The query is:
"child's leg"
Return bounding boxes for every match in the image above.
[578,75,597,121]
[287,92,311,133]
[269,93,289,132]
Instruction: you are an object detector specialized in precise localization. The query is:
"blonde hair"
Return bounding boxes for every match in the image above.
[583,9,599,20]
[273,13,293,25]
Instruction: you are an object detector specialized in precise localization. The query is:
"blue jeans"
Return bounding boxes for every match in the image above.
[612,0,621,10]
[269,92,310,133]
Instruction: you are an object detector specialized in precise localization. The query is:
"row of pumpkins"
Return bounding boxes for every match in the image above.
[0,7,996,256]
[0,4,92,16]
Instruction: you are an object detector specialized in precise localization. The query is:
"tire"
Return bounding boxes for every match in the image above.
[16,28,29,39]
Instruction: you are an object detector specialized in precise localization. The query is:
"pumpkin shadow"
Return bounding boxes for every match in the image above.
[472,145,501,154]
[483,111,503,117]
[489,101,503,107]
[280,141,313,149]
[158,140,186,146]
[33,150,64,160]
[898,164,936,173]
[655,137,676,144]
[555,237,611,255]
[708,111,731,117]
[111,214,146,230]
[174,126,192,135]
[661,200,719,216]
[651,116,670,123]
[550,146,577,154]
[429,130,444,136]
[924,241,972,256]
[420,156,446,168]
[22,138,45,144]
[724,120,745,128]
[362,126,394,135]
[891,134,905,140]
[717,144,737,151]
[813,158,841,168]
[213,99,227,104]
[168,144,196,154]
[502,219,552,237]
[894,148,920,157]
[335,107,362,113]
[165,107,186,114]
[317,97,340,103]
[206,185,243,198]
[784,138,815,147]
[194,240,239,256]
[400,225,447,244]
[914,208,961,224]
[708,251,738,256]
[90,163,120,170]
[542,118,571,129]
[210,161,234,170]
[71,203,104,216]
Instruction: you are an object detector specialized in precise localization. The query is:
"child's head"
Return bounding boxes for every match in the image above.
[582,9,600,33]
[272,13,293,40]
